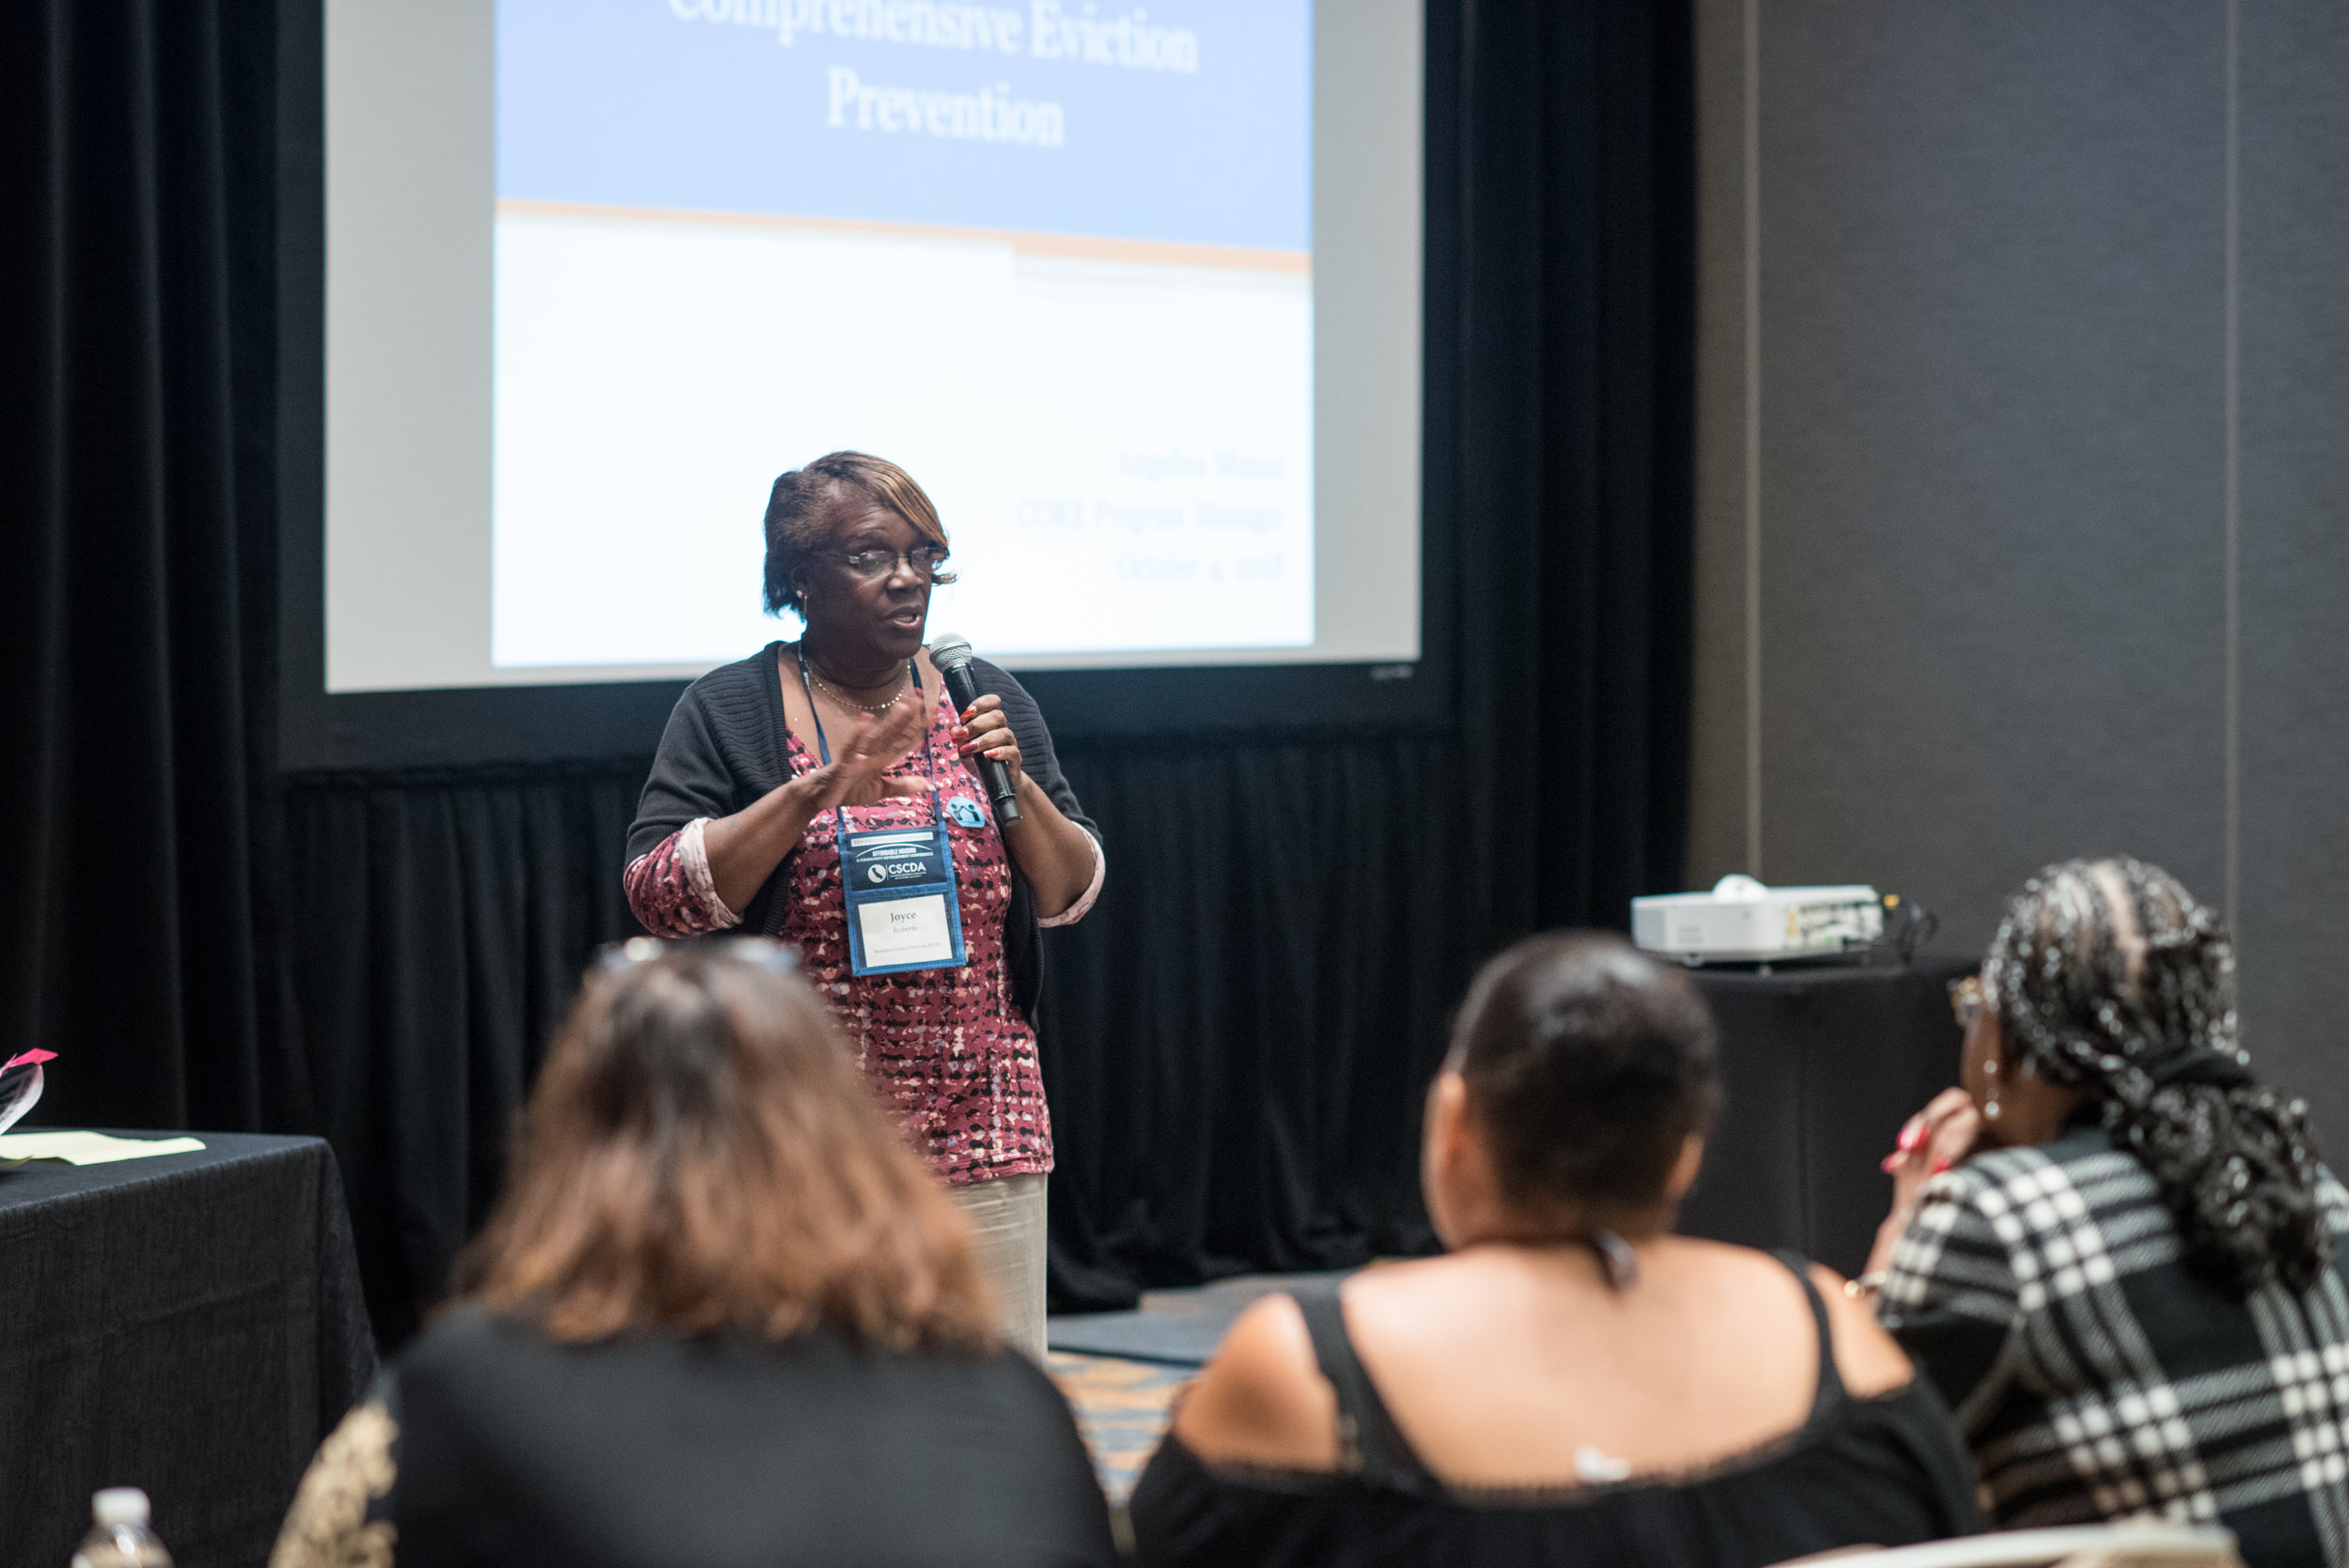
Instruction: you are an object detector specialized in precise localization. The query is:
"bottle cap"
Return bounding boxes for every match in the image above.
[93,1489,149,1527]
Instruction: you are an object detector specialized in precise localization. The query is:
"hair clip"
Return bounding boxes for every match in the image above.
[1588,1227,1641,1291]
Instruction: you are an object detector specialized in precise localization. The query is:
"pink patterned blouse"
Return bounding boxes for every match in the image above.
[622,686,1104,1187]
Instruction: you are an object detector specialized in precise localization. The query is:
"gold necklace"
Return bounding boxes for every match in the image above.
[803,656,908,714]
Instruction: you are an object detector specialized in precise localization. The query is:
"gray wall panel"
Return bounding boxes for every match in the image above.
[2236,4,2349,1137]
[1688,0,1754,883]
[1691,0,2345,1138]
[1759,0,2228,945]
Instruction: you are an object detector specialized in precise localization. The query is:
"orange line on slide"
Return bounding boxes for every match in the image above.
[496,197,1312,274]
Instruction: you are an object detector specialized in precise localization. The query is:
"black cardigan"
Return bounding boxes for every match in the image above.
[626,643,1097,1022]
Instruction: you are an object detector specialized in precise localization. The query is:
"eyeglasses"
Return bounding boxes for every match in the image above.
[1948,973,1984,1031]
[829,545,951,582]
[595,936,801,977]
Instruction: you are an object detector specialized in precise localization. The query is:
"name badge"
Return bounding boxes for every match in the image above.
[839,825,968,976]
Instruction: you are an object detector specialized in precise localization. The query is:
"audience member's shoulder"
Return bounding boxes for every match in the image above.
[383,1308,561,1435]
[965,1342,1086,1413]
[1957,1124,2142,1207]
[2315,1165,2349,1234]
[2030,1121,2124,1168]
[395,1306,537,1382]
[1171,1293,1341,1472]
[1906,1137,2065,1217]
[1653,1241,1913,1401]
[1802,1262,1921,1399]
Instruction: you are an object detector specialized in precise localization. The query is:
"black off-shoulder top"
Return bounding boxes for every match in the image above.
[1128,1255,1984,1568]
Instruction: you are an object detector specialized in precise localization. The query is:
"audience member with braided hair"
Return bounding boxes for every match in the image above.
[1868,858,2349,1568]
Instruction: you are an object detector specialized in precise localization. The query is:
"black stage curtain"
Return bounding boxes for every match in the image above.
[1449,0,1697,937]
[0,0,307,1134]
[11,0,1694,1344]
[283,767,644,1347]
[1033,736,1467,1304]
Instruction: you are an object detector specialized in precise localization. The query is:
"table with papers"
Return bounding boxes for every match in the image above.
[0,1128,210,1164]
[0,1130,375,1568]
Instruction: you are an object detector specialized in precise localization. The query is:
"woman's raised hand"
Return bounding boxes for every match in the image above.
[1881,1087,1983,1215]
[812,691,934,810]
[1861,1085,1984,1285]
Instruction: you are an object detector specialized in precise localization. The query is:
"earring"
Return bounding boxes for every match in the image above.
[1982,1057,2001,1122]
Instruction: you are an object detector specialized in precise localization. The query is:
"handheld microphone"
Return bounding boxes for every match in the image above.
[927,633,1022,827]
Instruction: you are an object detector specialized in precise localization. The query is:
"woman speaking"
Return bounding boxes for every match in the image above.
[623,452,1104,1358]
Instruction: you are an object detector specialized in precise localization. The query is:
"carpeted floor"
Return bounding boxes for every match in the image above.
[1048,1269,1350,1365]
[1045,1270,1351,1498]
[1046,1352,1192,1502]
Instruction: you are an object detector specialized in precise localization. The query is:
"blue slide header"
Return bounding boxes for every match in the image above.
[497,0,1312,252]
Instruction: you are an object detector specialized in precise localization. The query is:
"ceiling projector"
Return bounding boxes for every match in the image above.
[1632,876,1886,964]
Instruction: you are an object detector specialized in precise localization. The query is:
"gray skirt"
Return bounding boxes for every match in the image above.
[945,1172,1049,1362]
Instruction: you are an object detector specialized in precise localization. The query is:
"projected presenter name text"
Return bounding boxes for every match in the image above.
[1118,447,1286,481]
[828,67,1064,145]
[667,0,1200,72]
[1116,551,1286,584]
[1016,499,1283,533]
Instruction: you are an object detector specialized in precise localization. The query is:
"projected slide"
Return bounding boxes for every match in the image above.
[490,0,1314,670]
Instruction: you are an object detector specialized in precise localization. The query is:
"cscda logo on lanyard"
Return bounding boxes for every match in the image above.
[799,657,970,977]
[838,827,964,971]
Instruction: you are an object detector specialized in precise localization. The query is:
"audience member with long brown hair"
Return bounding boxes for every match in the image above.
[270,939,1117,1568]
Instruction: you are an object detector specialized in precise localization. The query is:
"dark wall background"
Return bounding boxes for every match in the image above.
[1688,0,2349,1143]
[4,0,1696,1350]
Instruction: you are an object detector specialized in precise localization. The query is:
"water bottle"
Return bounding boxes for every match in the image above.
[70,1489,171,1568]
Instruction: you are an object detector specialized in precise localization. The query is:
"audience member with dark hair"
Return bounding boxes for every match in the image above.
[270,939,1117,1568]
[1129,932,1983,1568]
[1870,858,2349,1568]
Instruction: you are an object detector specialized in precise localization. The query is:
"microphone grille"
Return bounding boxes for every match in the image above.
[927,632,975,671]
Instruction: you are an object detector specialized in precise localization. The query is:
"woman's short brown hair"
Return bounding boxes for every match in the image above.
[453,940,994,1351]
[763,451,956,616]
[1449,933,1721,1221]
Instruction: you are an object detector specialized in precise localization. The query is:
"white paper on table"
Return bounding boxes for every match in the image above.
[0,1131,209,1165]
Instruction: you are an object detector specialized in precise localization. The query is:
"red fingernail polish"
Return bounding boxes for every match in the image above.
[1930,1156,1950,1174]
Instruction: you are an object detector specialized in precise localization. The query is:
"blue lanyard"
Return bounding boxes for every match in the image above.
[794,649,943,835]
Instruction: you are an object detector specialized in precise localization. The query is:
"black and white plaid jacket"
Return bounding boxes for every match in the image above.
[1879,1123,2349,1568]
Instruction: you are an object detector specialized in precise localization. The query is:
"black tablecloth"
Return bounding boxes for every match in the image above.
[1676,957,1972,1277]
[0,1132,376,1568]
